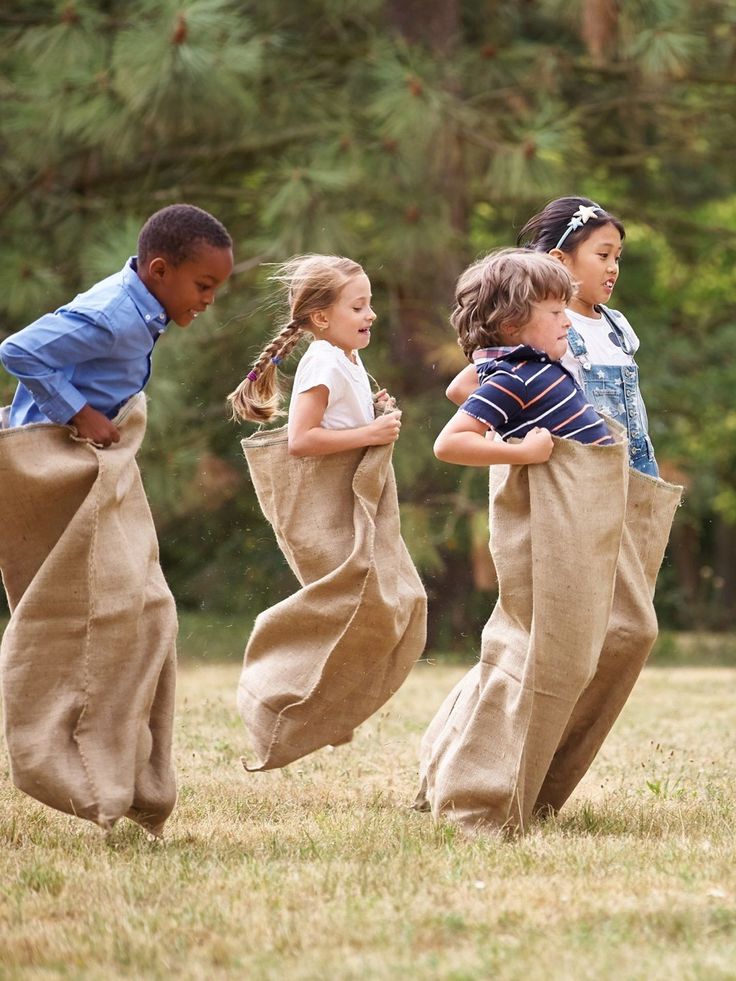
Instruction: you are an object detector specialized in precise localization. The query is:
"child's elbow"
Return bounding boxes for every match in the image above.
[445,381,463,405]
[433,435,451,462]
[0,338,15,371]
[287,434,309,457]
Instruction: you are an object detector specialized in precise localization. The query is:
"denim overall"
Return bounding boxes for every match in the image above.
[567,307,659,477]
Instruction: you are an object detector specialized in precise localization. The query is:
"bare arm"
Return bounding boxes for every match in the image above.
[446,364,480,405]
[288,386,401,457]
[434,410,554,467]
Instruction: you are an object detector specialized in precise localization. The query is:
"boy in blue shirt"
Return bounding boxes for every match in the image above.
[0,203,233,834]
[0,203,233,445]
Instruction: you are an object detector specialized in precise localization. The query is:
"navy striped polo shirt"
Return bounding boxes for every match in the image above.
[461,345,614,446]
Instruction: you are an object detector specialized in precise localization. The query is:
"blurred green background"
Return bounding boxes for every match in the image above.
[1,0,735,655]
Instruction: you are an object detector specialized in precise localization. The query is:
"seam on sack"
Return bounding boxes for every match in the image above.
[72,443,105,819]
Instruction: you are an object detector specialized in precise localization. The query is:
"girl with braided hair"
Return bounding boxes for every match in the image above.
[227,254,401,452]
[227,255,425,771]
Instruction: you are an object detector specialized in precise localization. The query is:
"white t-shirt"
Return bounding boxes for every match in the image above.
[289,340,374,430]
[561,307,640,385]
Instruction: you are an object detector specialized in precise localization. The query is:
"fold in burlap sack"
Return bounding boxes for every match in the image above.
[0,395,177,833]
[418,431,682,835]
[237,426,427,770]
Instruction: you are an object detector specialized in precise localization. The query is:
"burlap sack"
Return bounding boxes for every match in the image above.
[418,432,681,835]
[0,395,177,833]
[533,466,681,815]
[237,426,427,770]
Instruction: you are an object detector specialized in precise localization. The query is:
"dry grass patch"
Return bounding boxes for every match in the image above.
[1,661,735,980]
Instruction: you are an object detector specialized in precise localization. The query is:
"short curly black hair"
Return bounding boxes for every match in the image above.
[137,204,232,265]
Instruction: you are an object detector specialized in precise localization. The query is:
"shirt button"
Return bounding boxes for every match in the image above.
[145,314,151,321]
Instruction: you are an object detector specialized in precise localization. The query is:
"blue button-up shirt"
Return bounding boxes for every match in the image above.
[0,258,168,426]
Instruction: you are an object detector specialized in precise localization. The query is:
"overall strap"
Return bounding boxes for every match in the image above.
[598,306,636,356]
[566,325,591,370]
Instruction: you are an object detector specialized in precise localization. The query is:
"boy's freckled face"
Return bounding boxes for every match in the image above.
[513,297,571,361]
[146,244,234,327]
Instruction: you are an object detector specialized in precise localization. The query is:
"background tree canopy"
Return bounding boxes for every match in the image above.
[1,0,735,644]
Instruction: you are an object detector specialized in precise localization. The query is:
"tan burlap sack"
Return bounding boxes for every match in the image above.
[418,432,682,835]
[533,464,682,815]
[0,395,177,833]
[237,426,427,770]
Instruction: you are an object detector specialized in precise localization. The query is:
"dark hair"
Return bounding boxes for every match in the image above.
[451,248,575,358]
[137,204,232,265]
[517,196,625,254]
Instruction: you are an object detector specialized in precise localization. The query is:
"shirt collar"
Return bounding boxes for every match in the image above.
[473,344,552,366]
[123,257,169,335]
[472,345,518,364]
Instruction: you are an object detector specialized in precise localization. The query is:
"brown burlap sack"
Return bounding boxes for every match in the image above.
[0,395,177,833]
[237,426,427,770]
[533,465,681,815]
[417,432,682,835]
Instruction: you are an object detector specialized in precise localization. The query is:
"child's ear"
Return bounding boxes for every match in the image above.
[548,248,568,266]
[311,309,329,332]
[499,322,518,342]
[147,257,168,281]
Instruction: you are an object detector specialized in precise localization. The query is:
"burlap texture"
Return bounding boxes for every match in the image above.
[238,425,427,770]
[533,465,681,815]
[418,433,682,835]
[0,395,177,833]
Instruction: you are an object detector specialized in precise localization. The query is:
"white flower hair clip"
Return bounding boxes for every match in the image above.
[554,204,601,250]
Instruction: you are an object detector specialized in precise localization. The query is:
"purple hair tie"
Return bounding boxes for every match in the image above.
[271,355,282,365]
[247,370,258,382]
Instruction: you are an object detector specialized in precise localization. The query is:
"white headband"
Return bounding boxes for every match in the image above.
[554,205,601,250]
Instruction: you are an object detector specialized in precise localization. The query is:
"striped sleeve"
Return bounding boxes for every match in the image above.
[460,374,524,430]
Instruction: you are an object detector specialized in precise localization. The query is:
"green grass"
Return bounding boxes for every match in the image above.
[4,612,736,666]
[1,658,735,979]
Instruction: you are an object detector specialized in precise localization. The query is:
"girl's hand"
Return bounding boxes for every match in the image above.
[517,427,553,464]
[373,389,396,412]
[366,409,402,444]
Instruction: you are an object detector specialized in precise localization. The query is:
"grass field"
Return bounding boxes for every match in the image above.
[1,654,735,980]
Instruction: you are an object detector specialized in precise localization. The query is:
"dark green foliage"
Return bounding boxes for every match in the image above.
[1,0,735,636]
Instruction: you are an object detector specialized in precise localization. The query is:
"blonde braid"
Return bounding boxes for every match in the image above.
[228,253,365,424]
[227,320,306,423]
